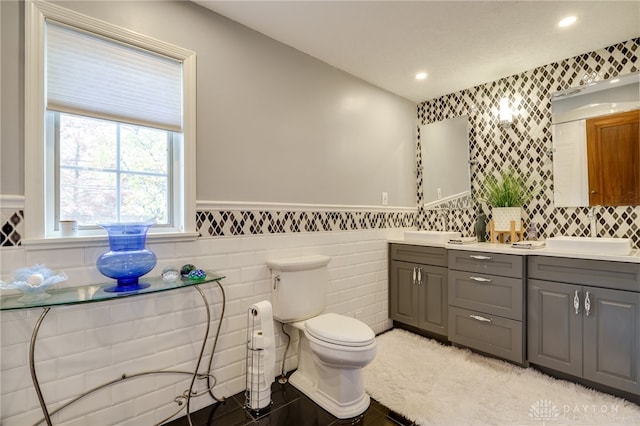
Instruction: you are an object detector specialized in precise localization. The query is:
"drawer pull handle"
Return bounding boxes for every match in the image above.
[417,267,422,285]
[412,267,417,284]
[585,291,591,316]
[469,276,492,283]
[469,255,492,260]
[573,290,580,315]
[469,314,492,323]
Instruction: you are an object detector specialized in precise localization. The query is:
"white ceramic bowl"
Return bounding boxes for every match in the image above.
[1,265,68,302]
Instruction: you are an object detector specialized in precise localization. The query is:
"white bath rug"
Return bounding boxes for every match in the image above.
[363,329,640,425]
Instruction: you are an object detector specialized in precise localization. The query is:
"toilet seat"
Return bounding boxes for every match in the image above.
[304,313,375,347]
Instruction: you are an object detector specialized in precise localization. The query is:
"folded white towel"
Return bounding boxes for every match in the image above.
[511,240,546,249]
[448,237,478,245]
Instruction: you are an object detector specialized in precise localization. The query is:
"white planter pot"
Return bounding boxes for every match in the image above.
[492,207,522,231]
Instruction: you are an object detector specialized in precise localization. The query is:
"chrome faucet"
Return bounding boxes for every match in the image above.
[437,209,448,231]
[587,206,600,237]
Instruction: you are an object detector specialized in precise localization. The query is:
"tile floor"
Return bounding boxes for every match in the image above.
[165,377,414,426]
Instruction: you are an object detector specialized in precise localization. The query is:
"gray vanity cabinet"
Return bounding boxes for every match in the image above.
[447,250,526,364]
[389,244,448,336]
[527,279,583,377]
[528,256,640,396]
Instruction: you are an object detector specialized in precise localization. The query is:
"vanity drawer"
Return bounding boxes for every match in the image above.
[528,256,640,292]
[448,270,523,321]
[390,244,448,267]
[448,250,524,278]
[448,306,524,364]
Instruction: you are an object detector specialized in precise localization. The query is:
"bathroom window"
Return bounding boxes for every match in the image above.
[52,112,172,226]
[24,1,197,241]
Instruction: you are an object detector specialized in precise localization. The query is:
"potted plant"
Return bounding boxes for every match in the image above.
[480,167,539,232]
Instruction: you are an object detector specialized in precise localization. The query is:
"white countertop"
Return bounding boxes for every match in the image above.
[387,239,640,264]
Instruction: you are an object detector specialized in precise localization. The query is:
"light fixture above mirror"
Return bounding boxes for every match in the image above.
[499,97,513,128]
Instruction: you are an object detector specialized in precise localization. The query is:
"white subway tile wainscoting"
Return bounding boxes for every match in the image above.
[0,225,401,425]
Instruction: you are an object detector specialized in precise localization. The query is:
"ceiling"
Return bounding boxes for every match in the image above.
[194,1,639,103]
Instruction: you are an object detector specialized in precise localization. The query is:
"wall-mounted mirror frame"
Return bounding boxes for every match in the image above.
[420,115,471,209]
[551,72,640,207]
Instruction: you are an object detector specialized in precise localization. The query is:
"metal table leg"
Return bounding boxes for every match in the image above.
[185,285,211,426]
[30,307,52,426]
[28,282,222,426]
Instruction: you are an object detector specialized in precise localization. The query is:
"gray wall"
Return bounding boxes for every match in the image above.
[1,0,416,207]
[1,1,25,195]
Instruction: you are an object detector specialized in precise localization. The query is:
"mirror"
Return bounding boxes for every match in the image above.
[551,72,640,207]
[420,115,471,208]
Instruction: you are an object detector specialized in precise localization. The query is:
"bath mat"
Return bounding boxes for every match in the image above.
[363,328,640,425]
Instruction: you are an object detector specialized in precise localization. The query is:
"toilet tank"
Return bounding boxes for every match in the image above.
[266,255,331,323]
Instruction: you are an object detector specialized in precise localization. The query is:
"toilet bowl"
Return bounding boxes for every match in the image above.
[289,313,377,419]
[266,255,377,419]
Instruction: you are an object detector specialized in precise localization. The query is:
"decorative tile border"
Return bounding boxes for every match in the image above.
[0,209,24,247]
[196,209,416,237]
[0,206,416,245]
[417,38,640,248]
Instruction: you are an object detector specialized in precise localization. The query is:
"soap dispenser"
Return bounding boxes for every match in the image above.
[474,207,487,242]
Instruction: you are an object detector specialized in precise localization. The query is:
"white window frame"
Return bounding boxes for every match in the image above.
[24,0,197,246]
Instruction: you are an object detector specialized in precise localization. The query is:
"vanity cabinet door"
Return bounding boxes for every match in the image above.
[389,260,448,337]
[389,261,419,326]
[583,287,640,395]
[417,265,448,336]
[527,279,583,377]
[529,279,640,396]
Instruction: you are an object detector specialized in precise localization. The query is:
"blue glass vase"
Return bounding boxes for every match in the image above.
[97,222,157,293]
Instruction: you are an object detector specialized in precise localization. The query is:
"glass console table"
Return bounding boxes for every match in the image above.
[1,272,225,426]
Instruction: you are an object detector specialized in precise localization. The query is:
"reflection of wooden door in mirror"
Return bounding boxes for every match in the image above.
[586,109,640,206]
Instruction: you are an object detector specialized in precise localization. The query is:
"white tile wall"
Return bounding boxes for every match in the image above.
[0,228,400,425]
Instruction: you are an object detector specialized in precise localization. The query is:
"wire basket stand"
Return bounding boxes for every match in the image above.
[244,306,272,415]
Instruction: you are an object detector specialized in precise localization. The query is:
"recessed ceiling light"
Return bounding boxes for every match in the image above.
[558,16,577,28]
[415,72,428,80]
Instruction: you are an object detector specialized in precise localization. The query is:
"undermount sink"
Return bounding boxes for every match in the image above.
[546,236,633,256]
[404,230,461,243]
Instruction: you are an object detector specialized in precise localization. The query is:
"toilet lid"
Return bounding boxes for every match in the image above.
[304,313,375,347]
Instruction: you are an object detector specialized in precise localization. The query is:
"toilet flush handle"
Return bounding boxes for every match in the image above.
[273,275,281,290]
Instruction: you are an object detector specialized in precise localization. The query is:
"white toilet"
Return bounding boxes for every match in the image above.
[266,255,377,419]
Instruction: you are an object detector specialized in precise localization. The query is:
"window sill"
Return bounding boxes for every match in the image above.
[21,232,200,251]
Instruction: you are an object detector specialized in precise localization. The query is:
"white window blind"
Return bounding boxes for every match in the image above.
[46,21,183,132]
